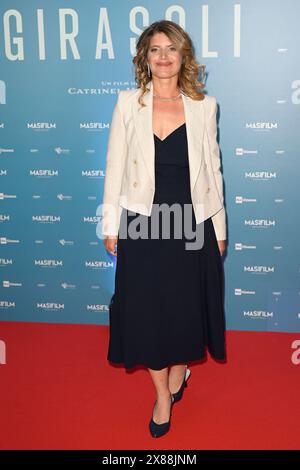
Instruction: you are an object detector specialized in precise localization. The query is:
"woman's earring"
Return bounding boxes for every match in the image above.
[147,63,151,77]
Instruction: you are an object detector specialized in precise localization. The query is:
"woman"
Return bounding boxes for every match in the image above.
[102,20,227,438]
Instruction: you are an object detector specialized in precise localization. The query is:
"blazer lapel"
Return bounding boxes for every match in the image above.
[132,80,205,193]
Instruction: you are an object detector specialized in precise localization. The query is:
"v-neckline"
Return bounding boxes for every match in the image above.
[153,122,186,142]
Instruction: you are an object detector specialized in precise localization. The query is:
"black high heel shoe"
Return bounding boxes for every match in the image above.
[171,366,191,403]
[149,394,174,438]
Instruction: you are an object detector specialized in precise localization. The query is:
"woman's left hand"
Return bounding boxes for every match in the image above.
[217,240,226,257]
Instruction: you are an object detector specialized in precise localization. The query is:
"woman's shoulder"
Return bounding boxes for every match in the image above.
[202,94,217,107]
[115,88,138,110]
[118,88,137,97]
[201,94,218,118]
[117,88,138,101]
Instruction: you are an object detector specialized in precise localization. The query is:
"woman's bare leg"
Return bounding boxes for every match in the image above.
[148,367,173,424]
[168,364,187,394]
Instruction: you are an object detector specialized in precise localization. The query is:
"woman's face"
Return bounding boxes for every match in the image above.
[147,32,182,80]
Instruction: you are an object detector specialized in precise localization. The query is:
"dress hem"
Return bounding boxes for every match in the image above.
[107,350,226,371]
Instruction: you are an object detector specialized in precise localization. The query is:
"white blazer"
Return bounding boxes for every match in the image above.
[101,80,226,240]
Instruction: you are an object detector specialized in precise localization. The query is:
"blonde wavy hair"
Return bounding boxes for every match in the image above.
[132,20,206,107]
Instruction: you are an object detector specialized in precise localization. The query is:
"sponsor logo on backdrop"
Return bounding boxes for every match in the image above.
[80,122,109,130]
[34,259,63,267]
[36,303,64,310]
[235,243,257,250]
[85,261,114,269]
[235,289,255,295]
[0,301,15,308]
[243,266,275,274]
[87,304,109,311]
[244,219,276,227]
[0,237,19,244]
[0,258,13,266]
[82,170,105,177]
[2,281,22,287]
[61,283,76,289]
[245,122,278,130]
[245,171,276,179]
[57,194,72,201]
[29,170,58,177]
[243,310,273,319]
[32,215,61,223]
[83,216,101,223]
[58,239,74,246]
[236,196,257,203]
[236,148,258,156]
[27,122,56,130]
[54,147,70,154]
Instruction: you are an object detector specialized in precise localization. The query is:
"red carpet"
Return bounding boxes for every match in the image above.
[0,321,299,450]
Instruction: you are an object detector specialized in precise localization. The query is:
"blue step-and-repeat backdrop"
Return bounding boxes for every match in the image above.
[0,0,299,332]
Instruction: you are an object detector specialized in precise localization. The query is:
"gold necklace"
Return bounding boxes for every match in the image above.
[153,92,182,102]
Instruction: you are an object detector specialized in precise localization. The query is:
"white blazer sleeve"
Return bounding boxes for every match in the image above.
[206,97,226,241]
[101,92,127,236]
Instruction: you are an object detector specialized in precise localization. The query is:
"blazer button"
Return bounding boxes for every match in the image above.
[206,187,210,193]
[133,181,138,187]
[133,159,137,164]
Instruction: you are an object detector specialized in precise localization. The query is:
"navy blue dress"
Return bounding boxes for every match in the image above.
[107,123,226,370]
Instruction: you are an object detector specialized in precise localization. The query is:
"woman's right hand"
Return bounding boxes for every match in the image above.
[103,236,118,256]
